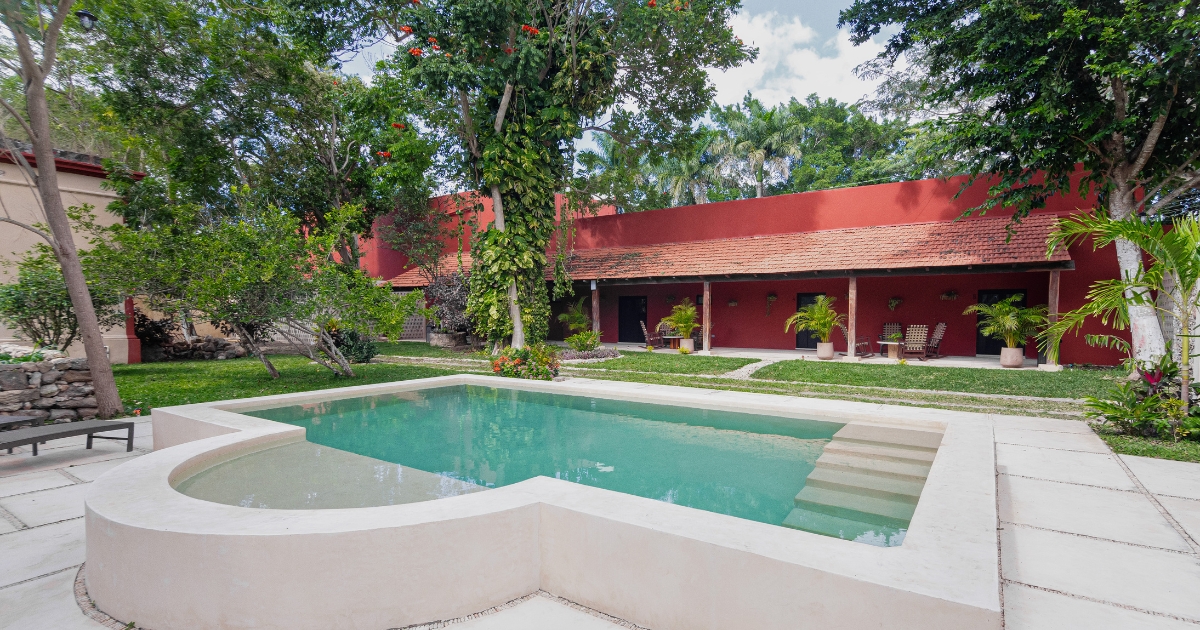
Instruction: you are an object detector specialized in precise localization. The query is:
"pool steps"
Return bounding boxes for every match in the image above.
[783,424,942,539]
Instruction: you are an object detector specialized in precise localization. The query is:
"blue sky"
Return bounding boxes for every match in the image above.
[344,0,884,108]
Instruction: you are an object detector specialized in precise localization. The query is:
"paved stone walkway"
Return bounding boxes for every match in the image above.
[3,413,1200,629]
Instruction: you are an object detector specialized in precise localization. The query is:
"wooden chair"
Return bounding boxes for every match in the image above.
[640,321,663,349]
[902,324,929,360]
[880,322,902,342]
[925,322,947,359]
[837,324,875,358]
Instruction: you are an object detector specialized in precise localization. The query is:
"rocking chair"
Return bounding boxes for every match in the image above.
[902,324,930,360]
[925,322,947,359]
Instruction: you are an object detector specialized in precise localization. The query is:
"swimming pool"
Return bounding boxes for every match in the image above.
[86,376,1001,630]
[176,384,936,546]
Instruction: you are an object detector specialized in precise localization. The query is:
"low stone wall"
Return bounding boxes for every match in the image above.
[0,357,98,422]
[143,336,248,362]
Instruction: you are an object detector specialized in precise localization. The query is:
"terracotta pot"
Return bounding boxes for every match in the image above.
[678,338,695,352]
[1000,346,1026,368]
[816,342,835,360]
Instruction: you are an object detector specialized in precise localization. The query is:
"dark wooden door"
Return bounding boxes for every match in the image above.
[618,296,648,343]
[975,289,1026,355]
[795,293,825,349]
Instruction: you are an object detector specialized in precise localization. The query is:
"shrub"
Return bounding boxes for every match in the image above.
[565,330,601,352]
[557,297,591,334]
[330,330,378,364]
[559,348,620,361]
[1085,354,1200,441]
[425,272,472,334]
[0,351,45,364]
[0,252,123,350]
[492,343,560,380]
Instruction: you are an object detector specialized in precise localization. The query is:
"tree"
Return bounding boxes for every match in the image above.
[711,94,799,198]
[654,128,721,206]
[1046,214,1200,413]
[0,251,124,350]
[840,0,1200,363]
[785,94,911,193]
[576,132,670,213]
[0,0,123,417]
[288,0,752,348]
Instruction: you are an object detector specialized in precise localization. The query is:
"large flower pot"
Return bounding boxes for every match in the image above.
[430,332,465,348]
[678,338,695,352]
[816,342,835,360]
[1000,346,1026,368]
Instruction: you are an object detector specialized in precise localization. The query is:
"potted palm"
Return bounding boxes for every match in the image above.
[784,296,845,360]
[964,295,1048,368]
[661,299,699,352]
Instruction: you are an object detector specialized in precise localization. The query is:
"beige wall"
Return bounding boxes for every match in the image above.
[0,162,135,362]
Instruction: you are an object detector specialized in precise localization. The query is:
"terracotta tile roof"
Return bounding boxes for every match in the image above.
[388,214,1068,287]
[388,253,473,288]
[564,214,1069,281]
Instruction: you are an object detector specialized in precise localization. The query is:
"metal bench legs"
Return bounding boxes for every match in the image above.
[86,425,135,452]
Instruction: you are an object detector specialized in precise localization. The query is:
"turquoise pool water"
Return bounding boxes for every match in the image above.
[241,385,841,527]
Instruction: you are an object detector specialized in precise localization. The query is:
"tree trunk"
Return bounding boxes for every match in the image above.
[754,170,764,198]
[1109,194,1167,364]
[490,184,525,348]
[25,79,123,418]
[236,325,279,378]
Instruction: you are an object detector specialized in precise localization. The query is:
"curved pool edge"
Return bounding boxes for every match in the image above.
[85,374,1002,630]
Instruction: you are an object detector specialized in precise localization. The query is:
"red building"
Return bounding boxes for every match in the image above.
[378,175,1126,366]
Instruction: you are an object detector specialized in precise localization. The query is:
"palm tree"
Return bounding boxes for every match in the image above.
[711,95,800,198]
[784,296,845,343]
[963,295,1047,348]
[1045,214,1200,412]
[655,131,720,206]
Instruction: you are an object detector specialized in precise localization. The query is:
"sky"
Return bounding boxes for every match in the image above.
[343,0,883,109]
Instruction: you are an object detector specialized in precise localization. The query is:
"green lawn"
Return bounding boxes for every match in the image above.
[114,355,454,412]
[754,360,1122,399]
[573,352,757,375]
[375,341,474,358]
[1095,427,1200,464]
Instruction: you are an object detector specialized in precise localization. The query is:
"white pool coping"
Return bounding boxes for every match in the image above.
[84,374,1001,630]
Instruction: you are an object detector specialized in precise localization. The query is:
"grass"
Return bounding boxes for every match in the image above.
[114,355,453,412]
[1095,427,1200,463]
[573,351,758,375]
[375,341,473,358]
[754,360,1122,399]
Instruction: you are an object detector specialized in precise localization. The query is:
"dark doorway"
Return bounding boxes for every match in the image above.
[795,293,825,349]
[618,296,648,343]
[975,289,1027,355]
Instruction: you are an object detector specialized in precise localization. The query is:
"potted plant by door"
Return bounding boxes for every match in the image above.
[660,299,700,352]
[784,296,845,360]
[963,294,1048,368]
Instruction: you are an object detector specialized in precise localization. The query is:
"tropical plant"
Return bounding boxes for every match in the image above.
[661,298,700,339]
[557,297,592,335]
[711,95,800,198]
[1045,214,1200,412]
[492,344,560,380]
[783,296,845,343]
[840,0,1200,364]
[963,295,1047,349]
[565,330,601,352]
[0,252,124,351]
[330,329,378,364]
[1084,353,1200,443]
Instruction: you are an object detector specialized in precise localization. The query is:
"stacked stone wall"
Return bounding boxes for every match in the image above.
[0,358,98,422]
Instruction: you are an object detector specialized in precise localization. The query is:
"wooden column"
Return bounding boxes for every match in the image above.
[1047,270,1061,365]
[591,280,600,333]
[702,281,712,352]
[847,276,857,358]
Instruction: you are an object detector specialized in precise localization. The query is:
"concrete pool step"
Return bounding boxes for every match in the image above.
[822,441,937,466]
[831,423,943,451]
[781,507,908,545]
[792,485,916,527]
[803,468,924,503]
[814,452,932,483]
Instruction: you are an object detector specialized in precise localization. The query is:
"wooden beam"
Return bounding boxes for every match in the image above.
[702,281,712,352]
[1047,270,1060,365]
[591,280,600,333]
[847,276,857,358]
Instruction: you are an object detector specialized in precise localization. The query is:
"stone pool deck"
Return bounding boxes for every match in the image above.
[1,413,1198,628]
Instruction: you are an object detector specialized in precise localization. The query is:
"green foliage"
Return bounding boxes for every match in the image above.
[491,344,560,380]
[840,0,1200,222]
[0,351,45,364]
[565,330,601,352]
[964,295,1047,349]
[0,252,124,351]
[783,295,845,344]
[557,297,591,335]
[132,309,179,348]
[330,330,378,364]
[660,298,699,338]
[1085,354,1200,442]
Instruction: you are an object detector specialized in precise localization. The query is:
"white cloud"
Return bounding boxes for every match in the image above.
[709,12,887,107]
